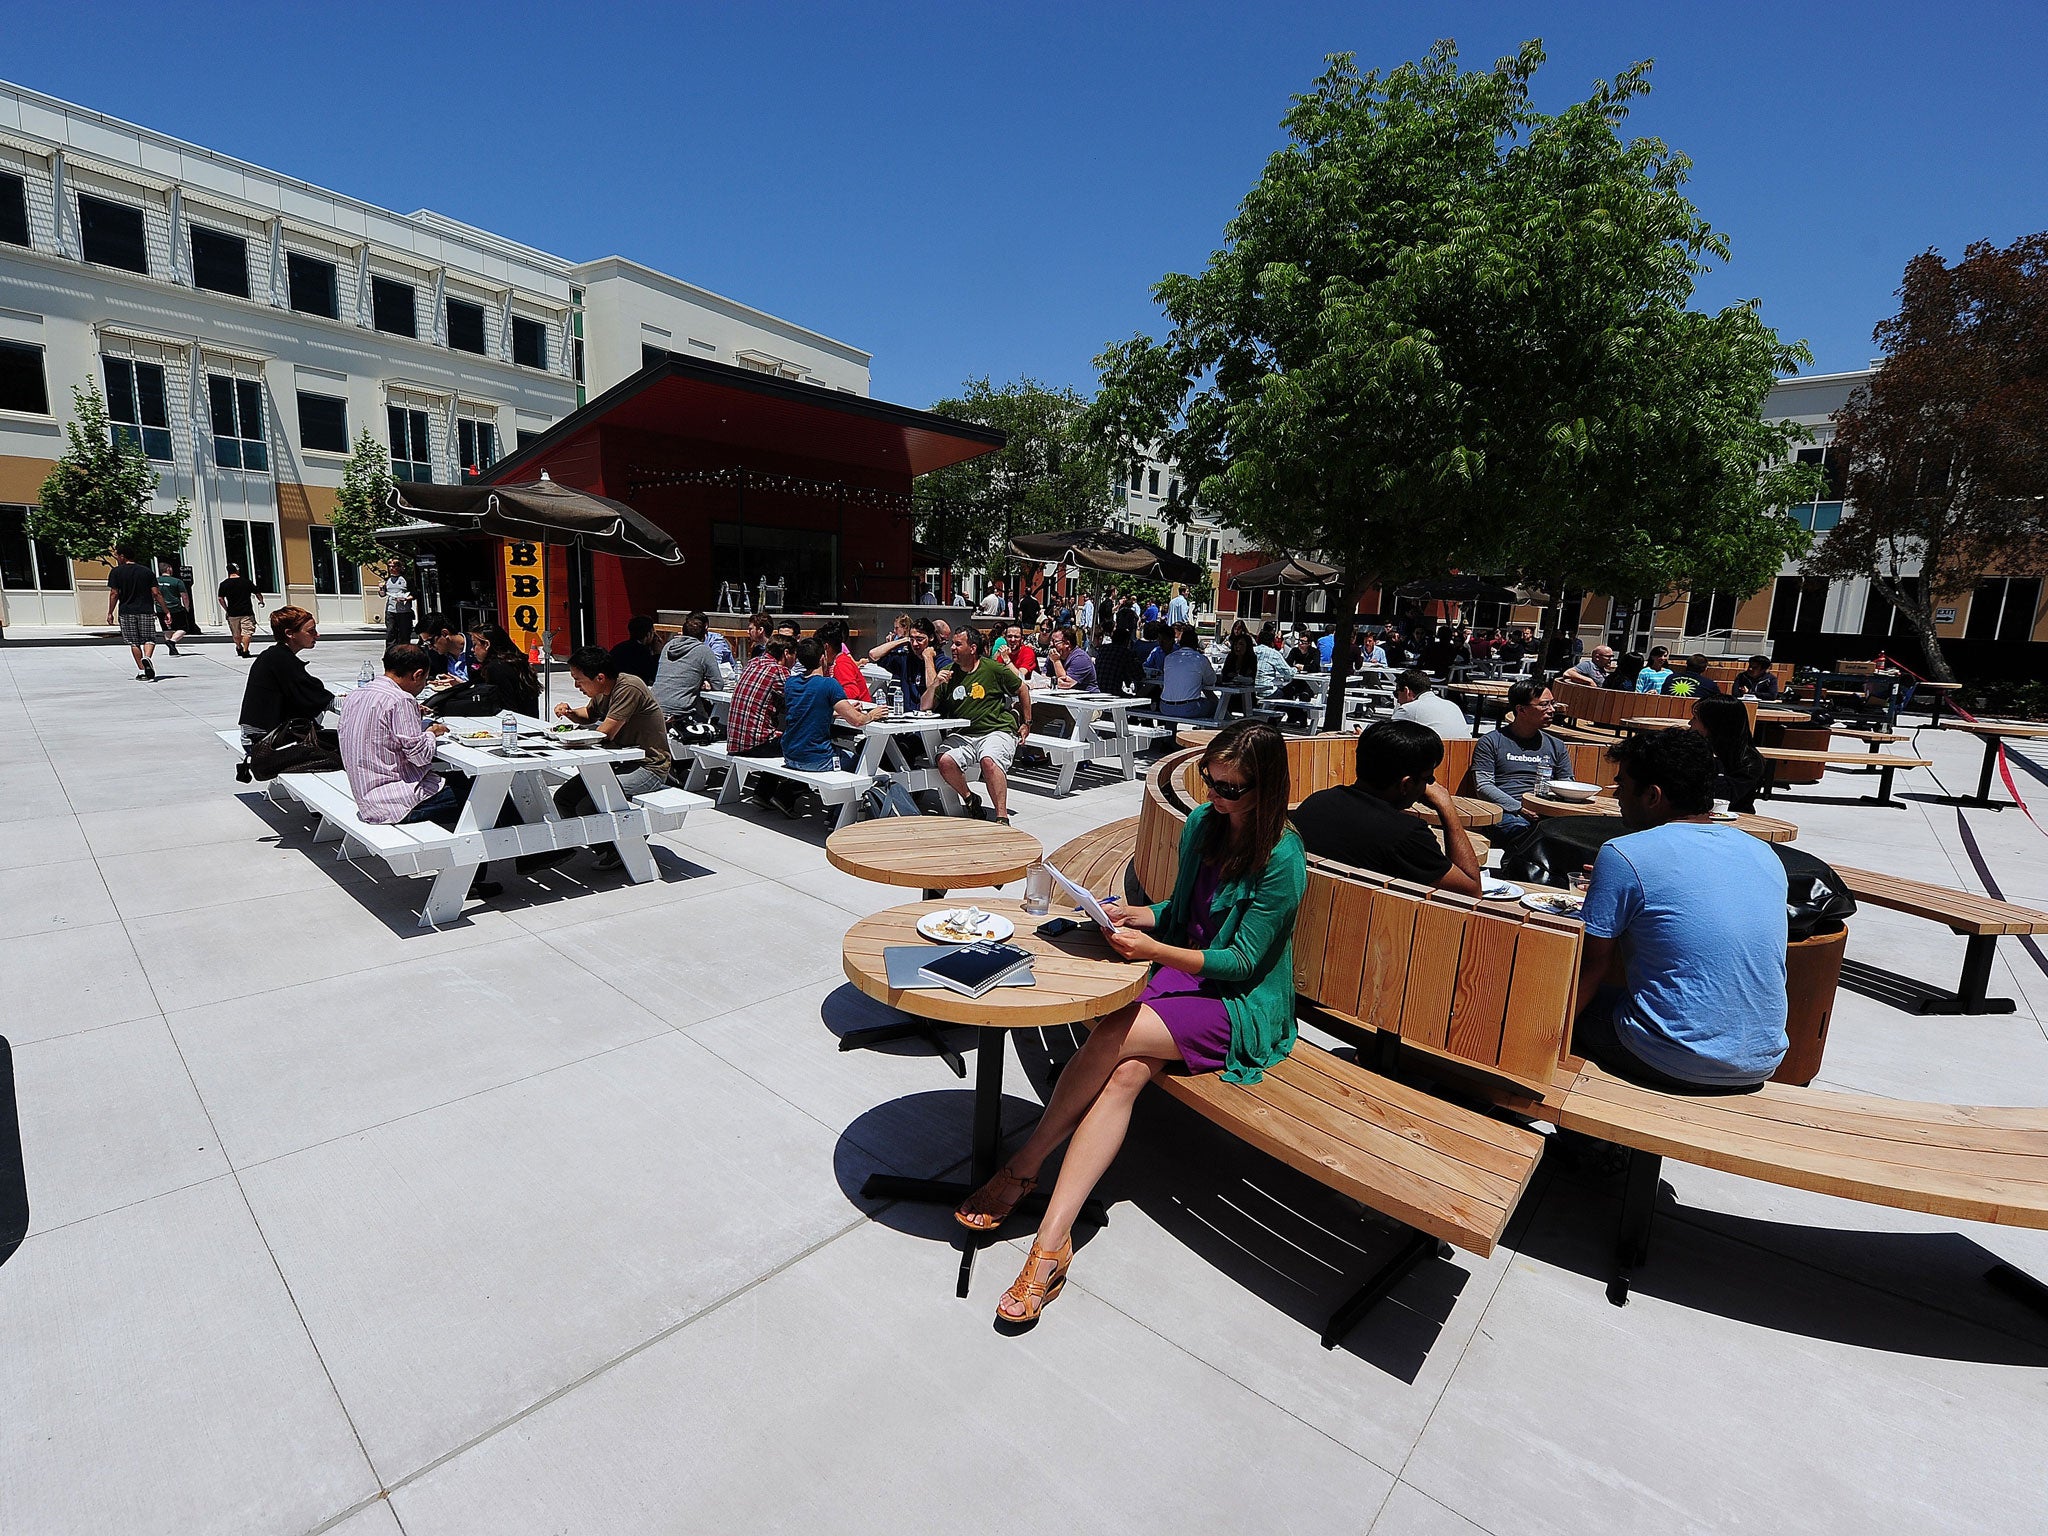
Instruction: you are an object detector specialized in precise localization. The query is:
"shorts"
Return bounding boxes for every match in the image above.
[118,612,161,646]
[228,614,257,642]
[940,730,1017,777]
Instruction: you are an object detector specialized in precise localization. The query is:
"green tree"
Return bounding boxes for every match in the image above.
[1087,43,1821,724]
[1805,235,2048,682]
[332,428,397,570]
[916,377,1118,583]
[120,497,193,563]
[29,384,167,561]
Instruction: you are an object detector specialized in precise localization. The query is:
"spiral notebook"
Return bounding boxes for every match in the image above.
[883,944,1035,994]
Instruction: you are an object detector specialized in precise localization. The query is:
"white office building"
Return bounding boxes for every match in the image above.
[0,81,869,632]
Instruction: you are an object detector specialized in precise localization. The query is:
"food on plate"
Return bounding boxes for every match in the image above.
[929,907,994,941]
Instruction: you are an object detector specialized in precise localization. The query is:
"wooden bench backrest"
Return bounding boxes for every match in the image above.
[1553,678,1756,731]
[1142,744,1584,1095]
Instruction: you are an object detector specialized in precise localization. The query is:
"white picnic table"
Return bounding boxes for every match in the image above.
[840,712,971,808]
[1031,688,1145,785]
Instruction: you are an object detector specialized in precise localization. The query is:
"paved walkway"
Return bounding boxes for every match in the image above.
[2,633,2045,1535]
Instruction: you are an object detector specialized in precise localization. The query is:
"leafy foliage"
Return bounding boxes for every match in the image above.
[29,385,166,561]
[120,497,193,562]
[916,377,1119,578]
[1806,234,2048,681]
[333,428,398,570]
[1087,41,1819,636]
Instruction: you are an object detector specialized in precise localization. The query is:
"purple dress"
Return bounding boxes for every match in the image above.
[1141,861,1233,1073]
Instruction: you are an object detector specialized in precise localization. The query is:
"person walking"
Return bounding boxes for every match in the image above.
[217,562,263,658]
[378,559,415,647]
[155,559,191,655]
[105,546,168,681]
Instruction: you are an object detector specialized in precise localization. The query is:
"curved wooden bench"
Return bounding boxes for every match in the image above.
[1046,817,1143,905]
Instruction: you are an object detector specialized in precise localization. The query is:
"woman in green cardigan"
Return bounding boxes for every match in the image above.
[956,718,1307,1324]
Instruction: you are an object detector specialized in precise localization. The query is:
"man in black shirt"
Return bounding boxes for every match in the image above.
[606,614,662,685]
[104,545,167,681]
[217,563,263,657]
[1291,720,1484,895]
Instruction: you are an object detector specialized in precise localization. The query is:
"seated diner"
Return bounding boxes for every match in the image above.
[1291,720,1484,894]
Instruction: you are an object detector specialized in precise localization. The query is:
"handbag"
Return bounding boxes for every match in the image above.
[236,718,342,782]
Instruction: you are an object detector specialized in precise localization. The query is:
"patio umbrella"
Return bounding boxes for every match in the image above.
[1394,574,1519,605]
[383,474,683,710]
[1228,556,1341,592]
[1005,527,1205,584]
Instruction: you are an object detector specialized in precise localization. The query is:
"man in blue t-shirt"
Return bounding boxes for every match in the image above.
[781,636,884,772]
[1574,728,1789,1089]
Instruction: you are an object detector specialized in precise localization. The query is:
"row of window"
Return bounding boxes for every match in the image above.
[6,498,366,601]
[0,171,550,369]
[1128,465,1182,502]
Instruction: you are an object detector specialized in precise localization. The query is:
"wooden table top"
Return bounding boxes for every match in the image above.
[1755,746,1932,767]
[1519,792,1797,843]
[1450,680,1513,696]
[826,818,1042,889]
[1939,719,2048,739]
[841,898,1150,1028]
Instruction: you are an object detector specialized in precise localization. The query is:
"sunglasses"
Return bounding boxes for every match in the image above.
[1201,768,1253,801]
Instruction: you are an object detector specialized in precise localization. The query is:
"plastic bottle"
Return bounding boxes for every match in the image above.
[356,660,373,687]
[500,710,518,750]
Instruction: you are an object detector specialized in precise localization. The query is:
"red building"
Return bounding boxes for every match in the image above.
[479,355,1003,644]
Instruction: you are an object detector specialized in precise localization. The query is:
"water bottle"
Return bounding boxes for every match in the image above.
[500,710,518,750]
[356,660,373,687]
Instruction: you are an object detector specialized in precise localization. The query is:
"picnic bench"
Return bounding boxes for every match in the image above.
[1833,864,2048,1015]
[1938,719,2048,810]
[1756,745,1931,808]
[1128,740,2048,1316]
[682,741,872,828]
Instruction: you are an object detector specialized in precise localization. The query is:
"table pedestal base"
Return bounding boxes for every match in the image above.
[839,1019,966,1077]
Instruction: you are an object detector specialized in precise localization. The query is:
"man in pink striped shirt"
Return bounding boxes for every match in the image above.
[339,645,460,824]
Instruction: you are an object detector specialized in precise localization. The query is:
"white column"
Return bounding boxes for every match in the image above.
[167,186,188,284]
[267,218,285,307]
[354,245,371,326]
[49,150,75,258]
[429,267,447,346]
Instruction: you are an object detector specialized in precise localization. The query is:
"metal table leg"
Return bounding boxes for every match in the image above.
[1966,735,2004,810]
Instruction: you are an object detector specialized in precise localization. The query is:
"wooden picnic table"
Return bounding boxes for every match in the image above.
[843,898,1149,1293]
[1755,745,1932,809]
[1519,791,1797,844]
[1937,719,2048,810]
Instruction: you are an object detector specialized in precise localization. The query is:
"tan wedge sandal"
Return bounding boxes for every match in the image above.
[997,1237,1072,1324]
[954,1165,1036,1232]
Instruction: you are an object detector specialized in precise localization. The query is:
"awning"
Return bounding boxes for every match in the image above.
[384,478,683,563]
[1230,556,1341,592]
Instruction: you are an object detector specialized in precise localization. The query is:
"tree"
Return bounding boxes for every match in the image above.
[916,377,1119,586]
[333,428,398,570]
[29,384,172,562]
[1805,235,2048,682]
[120,498,193,564]
[1086,43,1821,726]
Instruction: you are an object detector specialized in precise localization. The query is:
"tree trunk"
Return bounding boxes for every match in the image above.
[1320,577,1366,734]
[1900,577,1958,684]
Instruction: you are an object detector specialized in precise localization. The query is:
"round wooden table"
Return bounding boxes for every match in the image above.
[1519,791,1797,843]
[826,817,1042,899]
[843,898,1150,1294]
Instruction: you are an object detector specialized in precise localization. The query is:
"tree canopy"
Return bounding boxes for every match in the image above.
[915,377,1118,579]
[30,384,188,562]
[1806,234,2048,681]
[332,428,397,570]
[1086,40,1820,659]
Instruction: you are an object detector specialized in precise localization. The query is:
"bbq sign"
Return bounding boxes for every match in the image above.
[502,539,547,657]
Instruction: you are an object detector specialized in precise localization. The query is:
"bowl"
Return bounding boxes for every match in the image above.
[1544,779,1602,803]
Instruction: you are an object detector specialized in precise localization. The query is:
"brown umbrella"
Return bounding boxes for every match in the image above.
[1228,556,1341,592]
[1006,527,1205,583]
[383,475,682,562]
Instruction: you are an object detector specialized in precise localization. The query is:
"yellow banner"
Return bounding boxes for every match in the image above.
[502,538,546,658]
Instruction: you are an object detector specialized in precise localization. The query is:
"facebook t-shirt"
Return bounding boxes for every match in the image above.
[1580,822,1790,1085]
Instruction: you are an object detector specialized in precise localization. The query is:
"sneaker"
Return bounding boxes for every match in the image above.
[135,671,149,681]
[143,661,156,680]
[165,642,180,656]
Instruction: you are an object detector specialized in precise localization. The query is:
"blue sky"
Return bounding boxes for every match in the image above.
[11,2,2046,408]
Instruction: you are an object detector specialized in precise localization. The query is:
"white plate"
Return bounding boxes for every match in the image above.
[916,910,1016,944]
[547,728,607,746]
[1711,809,1740,821]
[1481,881,1525,901]
[1521,892,1584,916]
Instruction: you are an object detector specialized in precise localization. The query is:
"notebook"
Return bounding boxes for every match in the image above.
[912,941,1035,998]
[883,945,1034,991]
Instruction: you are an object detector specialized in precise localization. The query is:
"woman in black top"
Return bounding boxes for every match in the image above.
[238,607,333,735]
[1220,630,1259,685]
[1690,694,1766,813]
[1605,650,1646,691]
[471,625,541,716]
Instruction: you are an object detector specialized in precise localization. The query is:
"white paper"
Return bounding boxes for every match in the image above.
[1047,861,1118,931]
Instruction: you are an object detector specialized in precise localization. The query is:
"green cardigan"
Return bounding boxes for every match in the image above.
[1148,802,1308,1083]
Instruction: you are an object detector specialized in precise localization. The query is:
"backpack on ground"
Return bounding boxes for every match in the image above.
[859,772,925,821]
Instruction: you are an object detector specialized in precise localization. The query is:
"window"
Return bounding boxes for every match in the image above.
[1767,576,1828,640]
[297,391,348,453]
[2,504,72,590]
[511,315,547,370]
[0,172,27,247]
[457,418,497,478]
[1147,469,1160,495]
[77,194,148,273]
[287,252,339,319]
[1167,478,1181,504]
[0,339,49,414]
[1861,587,1910,638]
[189,225,249,298]
[388,405,432,482]
[103,358,173,461]
[445,297,486,355]
[1789,445,1846,532]
[641,343,670,370]
[516,428,544,449]
[1129,465,1143,492]
[207,375,268,471]
[573,337,585,385]
[222,518,279,594]
[308,526,361,597]
[371,276,416,337]
[1966,577,2043,644]
[1682,588,1739,638]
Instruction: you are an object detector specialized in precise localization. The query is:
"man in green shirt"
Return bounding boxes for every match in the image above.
[924,625,1030,823]
[155,560,191,654]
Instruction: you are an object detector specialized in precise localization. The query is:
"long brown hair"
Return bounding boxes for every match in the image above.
[1200,719,1292,885]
